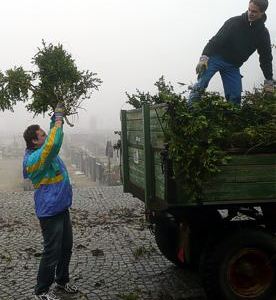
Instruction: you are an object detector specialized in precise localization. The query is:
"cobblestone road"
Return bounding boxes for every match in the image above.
[0,187,205,300]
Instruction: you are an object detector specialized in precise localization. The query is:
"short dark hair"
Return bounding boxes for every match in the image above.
[250,0,268,12]
[23,124,40,150]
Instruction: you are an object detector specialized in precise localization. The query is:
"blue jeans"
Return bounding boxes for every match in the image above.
[35,210,73,295]
[189,56,242,105]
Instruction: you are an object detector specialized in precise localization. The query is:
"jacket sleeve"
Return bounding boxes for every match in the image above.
[25,123,64,180]
[257,28,273,80]
[202,18,233,57]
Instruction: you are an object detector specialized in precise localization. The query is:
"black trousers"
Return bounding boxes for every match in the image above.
[35,210,73,295]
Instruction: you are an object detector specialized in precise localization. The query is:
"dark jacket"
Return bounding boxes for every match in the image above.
[202,12,273,80]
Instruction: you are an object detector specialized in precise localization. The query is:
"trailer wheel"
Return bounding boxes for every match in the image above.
[154,221,188,268]
[199,228,276,300]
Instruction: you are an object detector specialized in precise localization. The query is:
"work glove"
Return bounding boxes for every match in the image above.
[196,55,209,77]
[264,79,274,94]
[54,102,65,122]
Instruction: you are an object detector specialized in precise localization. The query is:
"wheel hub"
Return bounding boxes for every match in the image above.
[227,248,273,298]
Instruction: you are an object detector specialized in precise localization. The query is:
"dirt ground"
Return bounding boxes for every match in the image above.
[0,158,96,191]
[0,158,22,191]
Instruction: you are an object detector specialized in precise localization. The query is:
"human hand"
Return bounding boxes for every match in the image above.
[264,79,274,94]
[54,102,65,122]
[196,55,209,77]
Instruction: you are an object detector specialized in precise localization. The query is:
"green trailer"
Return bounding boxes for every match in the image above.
[120,103,276,300]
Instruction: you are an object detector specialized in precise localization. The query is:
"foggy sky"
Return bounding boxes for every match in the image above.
[0,0,275,135]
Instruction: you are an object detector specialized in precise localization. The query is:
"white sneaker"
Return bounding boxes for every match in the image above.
[56,282,78,294]
[34,291,61,300]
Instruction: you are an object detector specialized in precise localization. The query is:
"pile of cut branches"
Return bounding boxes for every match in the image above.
[126,77,276,200]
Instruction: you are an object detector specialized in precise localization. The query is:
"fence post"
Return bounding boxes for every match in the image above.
[91,157,96,181]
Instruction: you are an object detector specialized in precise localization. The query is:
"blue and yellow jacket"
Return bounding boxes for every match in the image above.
[23,120,72,218]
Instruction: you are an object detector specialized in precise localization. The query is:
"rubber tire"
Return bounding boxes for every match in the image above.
[199,228,276,300]
[154,221,188,268]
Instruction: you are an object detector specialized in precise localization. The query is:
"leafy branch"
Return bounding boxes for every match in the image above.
[0,40,102,119]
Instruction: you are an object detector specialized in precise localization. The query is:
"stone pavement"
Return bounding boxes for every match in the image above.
[0,186,205,300]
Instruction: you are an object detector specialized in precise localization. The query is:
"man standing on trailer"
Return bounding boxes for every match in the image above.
[189,0,274,104]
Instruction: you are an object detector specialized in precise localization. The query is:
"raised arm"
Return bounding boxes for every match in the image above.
[25,103,65,180]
